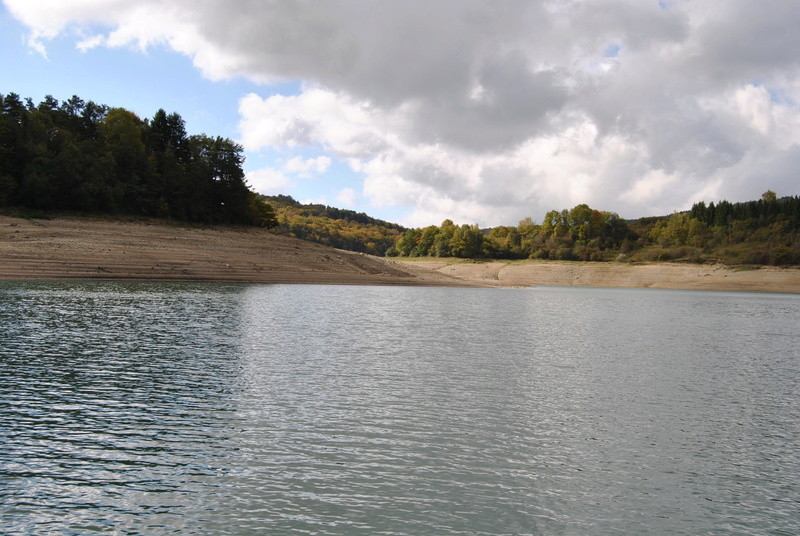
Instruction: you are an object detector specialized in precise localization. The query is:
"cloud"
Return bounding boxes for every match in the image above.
[284,156,332,178]
[9,0,800,225]
[238,89,392,158]
[300,196,328,206]
[336,188,357,208]
[246,167,289,195]
[246,155,332,196]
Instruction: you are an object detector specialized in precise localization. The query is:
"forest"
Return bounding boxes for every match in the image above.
[0,92,277,227]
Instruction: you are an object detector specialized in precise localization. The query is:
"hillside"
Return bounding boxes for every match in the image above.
[0,215,456,286]
[265,195,405,256]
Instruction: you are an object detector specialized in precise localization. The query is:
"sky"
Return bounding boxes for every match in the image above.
[2,1,800,228]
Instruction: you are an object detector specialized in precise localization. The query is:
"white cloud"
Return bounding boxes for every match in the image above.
[8,0,800,225]
[238,89,392,157]
[76,33,105,52]
[336,188,357,208]
[283,156,332,178]
[246,167,289,194]
[300,197,328,206]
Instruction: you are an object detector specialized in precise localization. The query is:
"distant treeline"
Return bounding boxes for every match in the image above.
[0,92,277,227]
[687,193,800,227]
[388,205,632,260]
[266,195,405,256]
[390,192,800,265]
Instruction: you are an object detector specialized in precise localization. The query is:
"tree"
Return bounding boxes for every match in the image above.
[247,193,279,228]
[567,203,593,240]
[416,225,440,256]
[450,224,483,257]
[714,200,733,228]
[395,228,421,256]
[148,109,187,157]
[205,136,250,223]
[665,212,690,246]
[542,209,563,237]
[433,219,457,257]
[602,212,630,245]
[0,93,27,204]
[689,201,708,222]
[100,108,151,211]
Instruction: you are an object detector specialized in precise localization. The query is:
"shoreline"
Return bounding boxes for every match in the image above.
[394,259,800,293]
[2,215,799,293]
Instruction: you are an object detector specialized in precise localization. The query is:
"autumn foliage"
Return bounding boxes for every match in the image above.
[265,195,404,256]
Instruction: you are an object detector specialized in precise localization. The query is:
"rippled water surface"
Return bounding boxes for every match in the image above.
[1,282,799,535]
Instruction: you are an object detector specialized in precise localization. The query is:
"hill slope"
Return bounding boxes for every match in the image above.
[0,215,458,286]
[265,195,405,256]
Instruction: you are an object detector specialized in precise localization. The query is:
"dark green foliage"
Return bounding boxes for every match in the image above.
[0,92,278,229]
[623,192,799,265]
[688,195,800,230]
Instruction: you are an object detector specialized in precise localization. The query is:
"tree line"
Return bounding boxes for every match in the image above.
[388,204,632,261]
[389,192,800,265]
[0,92,277,227]
[643,191,800,265]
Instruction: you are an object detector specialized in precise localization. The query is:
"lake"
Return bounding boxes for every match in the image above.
[1,281,799,535]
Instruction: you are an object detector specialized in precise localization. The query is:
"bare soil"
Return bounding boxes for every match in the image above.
[395,260,800,293]
[0,215,463,286]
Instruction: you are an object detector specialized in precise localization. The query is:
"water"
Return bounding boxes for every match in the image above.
[1,282,798,535]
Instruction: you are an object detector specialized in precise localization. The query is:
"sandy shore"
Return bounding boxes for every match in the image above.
[2,215,799,292]
[0,215,466,286]
[397,260,800,293]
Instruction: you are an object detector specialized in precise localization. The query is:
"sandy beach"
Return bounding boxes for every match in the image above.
[2,215,799,292]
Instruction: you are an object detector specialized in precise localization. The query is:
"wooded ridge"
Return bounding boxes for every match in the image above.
[0,92,277,228]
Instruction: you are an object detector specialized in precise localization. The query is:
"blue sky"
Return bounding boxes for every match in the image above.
[1,10,247,137]
[0,5,398,220]
[3,1,800,228]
